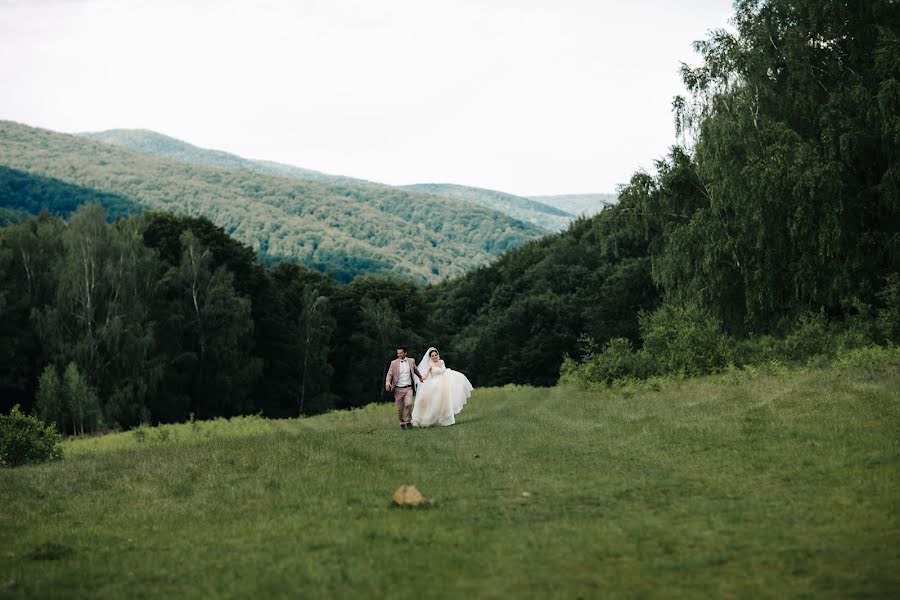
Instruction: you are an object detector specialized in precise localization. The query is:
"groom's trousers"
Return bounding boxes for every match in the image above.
[394,386,414,426]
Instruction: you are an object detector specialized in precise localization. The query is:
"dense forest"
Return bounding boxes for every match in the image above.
[0,0,897,435]
[0,122,545,283]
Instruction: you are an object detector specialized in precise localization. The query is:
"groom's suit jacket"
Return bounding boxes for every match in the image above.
[385,358,424,392]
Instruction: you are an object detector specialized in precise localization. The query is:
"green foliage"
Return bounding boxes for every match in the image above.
[563,303,732,387]
[28,205,161,427]
[665,0,900,332]
[330,275,427,406]
[560,337,648,387]
[639,303,733,377]
[779,311,829,361]
[0,165,140,220]
[165,230,262,418]
[62,363,102,436]
[34,366,63,431]
[425,202,658,387]
[558,0,899,387]
[0,404,63,467]
[832,344,900,372]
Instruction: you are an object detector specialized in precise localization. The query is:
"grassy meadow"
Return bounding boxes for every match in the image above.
[2,356,899,598]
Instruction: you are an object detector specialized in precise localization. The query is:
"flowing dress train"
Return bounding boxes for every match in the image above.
[411,364,472,427]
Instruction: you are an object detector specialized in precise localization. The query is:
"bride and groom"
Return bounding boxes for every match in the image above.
[385,346,473,429]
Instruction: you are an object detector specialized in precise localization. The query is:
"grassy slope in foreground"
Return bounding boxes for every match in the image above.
[1,360,898,598]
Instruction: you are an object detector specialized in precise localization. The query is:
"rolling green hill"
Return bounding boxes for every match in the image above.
[81,130,587,233]
[2,359,897,597]
[0,121,545,282]
[403,183,575,232]
[80,128,374,188]
[529,193,617,216]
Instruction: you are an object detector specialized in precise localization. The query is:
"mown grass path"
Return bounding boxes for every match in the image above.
[2,364,898,598]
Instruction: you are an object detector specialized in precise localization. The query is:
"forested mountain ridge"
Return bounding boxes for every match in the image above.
[403,183,575,231]
[81,129,618,232]
[0,121,546,282]
[80,128,375,187]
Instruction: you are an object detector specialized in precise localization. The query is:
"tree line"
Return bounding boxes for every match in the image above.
[0,207,436,432]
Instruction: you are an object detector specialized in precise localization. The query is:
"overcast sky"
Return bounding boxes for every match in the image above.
[0,0,734,196]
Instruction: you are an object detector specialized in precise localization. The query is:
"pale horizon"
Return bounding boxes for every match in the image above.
[0,0,735,196]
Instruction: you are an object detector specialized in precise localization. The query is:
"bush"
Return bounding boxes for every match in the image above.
[0,405,64,467]
[833,345,900,372]
[734,334,780,366]
[583,338,648,385]
[560,337,648,387]
[780,310,830,361]
[639,303,733,376]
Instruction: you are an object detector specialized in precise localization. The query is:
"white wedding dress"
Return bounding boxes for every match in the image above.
[412,360,473,427]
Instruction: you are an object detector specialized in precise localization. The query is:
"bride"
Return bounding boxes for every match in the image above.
[412,347,473,427]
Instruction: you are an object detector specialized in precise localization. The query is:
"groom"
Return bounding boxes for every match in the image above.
[385,346,425,430]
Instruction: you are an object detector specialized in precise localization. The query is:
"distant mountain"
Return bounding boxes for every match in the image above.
[80,129,373,188]
[529,193,617,217]
[403,183,574,232]
[81,130,587,232]
[0,121,546,283]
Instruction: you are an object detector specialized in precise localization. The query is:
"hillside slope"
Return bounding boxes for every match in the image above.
[82,130,578,233]
[80,128,374,188]
[0,121,545,282]
[2,360,897,597]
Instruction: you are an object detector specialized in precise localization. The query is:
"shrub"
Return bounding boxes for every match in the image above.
[639,303,733,376]
[582,338,648,385]
[0,405,64,467]
[734,334,780,366]
[560,338,650,387]
[833,345,900,372]
[780,310,830,361]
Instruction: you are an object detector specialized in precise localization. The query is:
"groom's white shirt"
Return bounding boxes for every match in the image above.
[397,360,412,387]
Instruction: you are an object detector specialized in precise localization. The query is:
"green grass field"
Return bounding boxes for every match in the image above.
[2,357,899,598]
